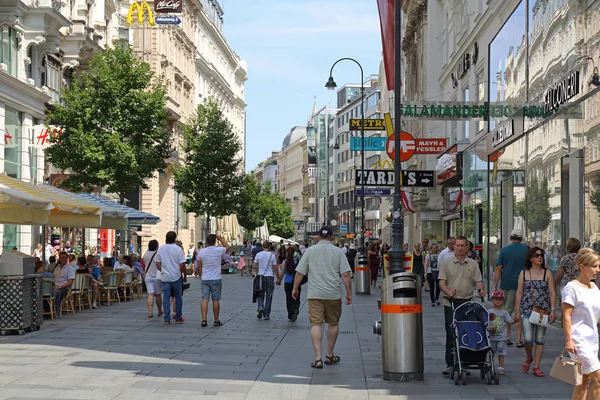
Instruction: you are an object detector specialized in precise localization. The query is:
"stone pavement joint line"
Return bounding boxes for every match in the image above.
[0,274,573,399]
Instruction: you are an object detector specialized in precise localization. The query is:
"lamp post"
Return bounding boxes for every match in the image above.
[326,58,365,257]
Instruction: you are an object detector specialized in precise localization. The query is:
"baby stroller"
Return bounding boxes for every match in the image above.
[450,300,499,385]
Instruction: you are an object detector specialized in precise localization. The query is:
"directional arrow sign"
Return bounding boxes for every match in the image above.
[355,169,435,188]
[155,15,182,24]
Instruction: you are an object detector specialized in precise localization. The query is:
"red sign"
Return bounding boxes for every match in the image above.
[386,131,416,162]
[415,138,447,154]
[436,145,460,184]
[377,0,395,91]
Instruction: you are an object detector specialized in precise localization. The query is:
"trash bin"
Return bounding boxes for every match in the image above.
[373,272,424,381]
[0,251,42,335]
[354,254,370,295]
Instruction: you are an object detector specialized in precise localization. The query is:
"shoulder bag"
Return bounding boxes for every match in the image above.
[550,351,583,386]
[528,269,550,327]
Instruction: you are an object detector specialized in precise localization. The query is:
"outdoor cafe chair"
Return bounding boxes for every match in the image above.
[120,271,134,301]
[42,278,57,319]
[101,271,121,305]
[61,287,76,316]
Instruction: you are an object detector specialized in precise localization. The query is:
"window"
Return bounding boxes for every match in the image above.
[464,87,470,140]
[41,55,62,103]
[4,105,21,179]
[0,26,18,77]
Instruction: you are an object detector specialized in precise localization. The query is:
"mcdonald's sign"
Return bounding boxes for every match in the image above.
[372,159,394,170]
[127,1,155,26]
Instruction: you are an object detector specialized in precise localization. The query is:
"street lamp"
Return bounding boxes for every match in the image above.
[326,58,366,258]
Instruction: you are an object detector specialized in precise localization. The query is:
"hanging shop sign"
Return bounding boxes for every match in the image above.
[488,116,524,154]
[349,119,385,131]
[127,1,155,25]
[154,0,183,13]
[155,15,181,24]
[350,136,386,151]
[355,188,392,197]
[385,131,416,162]
[436,145,462,185]
[355,169,435,188]
[544,70,580,115]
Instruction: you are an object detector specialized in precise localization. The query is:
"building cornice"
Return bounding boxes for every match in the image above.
[0,72,51,118]
[197,7,246,74]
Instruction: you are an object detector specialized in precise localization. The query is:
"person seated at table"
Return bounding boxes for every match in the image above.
[122,255,134,273]
[131,254,144,279]
[113,254,128,271]
[53,251,75,317]
[47,255,57,273]
[35,260,54,279]
[68,253,77,268]
[75,256,89,274]
[86,255,102,309]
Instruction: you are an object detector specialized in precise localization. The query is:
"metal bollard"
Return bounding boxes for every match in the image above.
[354,254,370,295]
[373,272,424,381]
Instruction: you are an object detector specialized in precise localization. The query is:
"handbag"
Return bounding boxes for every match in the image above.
[528,270,550,327]
[550,352,583,386]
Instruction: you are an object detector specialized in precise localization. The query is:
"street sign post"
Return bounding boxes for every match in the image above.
[350,136,386,151]
[340,225,348,233]
[155,15,181,24]
[355,188,392,196]
[355,169,435,188]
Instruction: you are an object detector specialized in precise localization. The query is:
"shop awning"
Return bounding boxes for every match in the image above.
[0,175,102,227]
[76,192,161,226]
[38,185,129,230]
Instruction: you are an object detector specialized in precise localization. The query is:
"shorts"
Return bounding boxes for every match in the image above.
[502,289,517,315]
[490,339,507,356]
[308,299,342,327]
[145,275,163,294]
[201,279,222,301]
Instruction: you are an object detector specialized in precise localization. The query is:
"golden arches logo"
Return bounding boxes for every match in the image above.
[372,160,393,170]
[127,1,155,26]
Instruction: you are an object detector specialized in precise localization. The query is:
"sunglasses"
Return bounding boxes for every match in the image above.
[532,253,544,258]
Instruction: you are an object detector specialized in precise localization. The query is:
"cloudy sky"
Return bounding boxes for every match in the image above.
[224,0,383,171]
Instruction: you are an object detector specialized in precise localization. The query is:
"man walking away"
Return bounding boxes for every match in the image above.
[437,237,455,267]
[197,234,229,327]
[293,226,352,369]
[439,236,486,376]
[494,228,528,347]
[253,241,280,320]
[156,231,187,325]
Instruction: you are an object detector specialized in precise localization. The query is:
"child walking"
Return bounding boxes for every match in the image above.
[488,290,515,375]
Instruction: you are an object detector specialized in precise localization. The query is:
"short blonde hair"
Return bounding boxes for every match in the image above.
[575,248,599,269]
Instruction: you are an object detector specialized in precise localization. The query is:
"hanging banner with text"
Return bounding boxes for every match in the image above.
[350,136,386,151]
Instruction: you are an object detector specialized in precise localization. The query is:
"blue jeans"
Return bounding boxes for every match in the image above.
[521,314,546,346]
[163,277,183,322]
[257,276,275,317]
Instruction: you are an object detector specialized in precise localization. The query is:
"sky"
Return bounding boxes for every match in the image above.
[223,0,383,172]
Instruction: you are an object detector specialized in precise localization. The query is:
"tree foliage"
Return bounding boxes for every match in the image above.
[173,98,243,233]
[261,181,295,238]
[46,39,172,201]
[515,175,551,234]
[236,174,265,231]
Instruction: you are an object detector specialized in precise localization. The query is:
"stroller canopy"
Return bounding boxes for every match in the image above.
[453,301,490,352]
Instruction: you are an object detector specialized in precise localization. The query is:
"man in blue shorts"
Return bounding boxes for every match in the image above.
[197,234,229,327]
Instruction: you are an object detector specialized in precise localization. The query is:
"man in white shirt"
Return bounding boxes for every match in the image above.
[197,234,229,327]
[156,231,187,325]
[437,237,456,269]
[253,241,280,321]
[53,251,75,316]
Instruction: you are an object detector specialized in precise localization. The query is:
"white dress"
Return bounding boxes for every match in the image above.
[561,281,600,374]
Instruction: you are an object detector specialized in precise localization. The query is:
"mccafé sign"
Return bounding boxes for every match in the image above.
[127,1,155,26]
[154,0,183,13]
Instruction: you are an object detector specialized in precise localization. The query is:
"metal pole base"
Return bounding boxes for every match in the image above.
[383,371,424,382]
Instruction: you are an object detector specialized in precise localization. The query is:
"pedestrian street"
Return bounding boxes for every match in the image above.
[0,274,574,399]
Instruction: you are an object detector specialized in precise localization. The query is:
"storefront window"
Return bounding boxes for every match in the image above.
[0,26,18,78]
[4,105,21,179]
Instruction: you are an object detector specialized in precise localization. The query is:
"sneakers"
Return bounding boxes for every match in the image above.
[436,301,441,305]
[257,309,263,319]
[431,303,435,307]
[175,317,185,324]
[442,367,451,376]
[498,367,505,375]
[92,303,97,309]
[291,309,299,322]
[264,316,270,321]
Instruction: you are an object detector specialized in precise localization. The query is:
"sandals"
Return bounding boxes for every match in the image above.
[533,368,545,377]
[507,339,514,346]
[201,320,208,327]
[158,311,164,317]
[148,314,153,318]
[311,359,323,369]
[498,367,505,375]
[214,320,223,326]
[522,357,533,373]
[324,354,341,365]
[516,341,524,348]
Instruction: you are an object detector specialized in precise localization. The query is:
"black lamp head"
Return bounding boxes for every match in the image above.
[333,142,340,150]
[325,76,337,90]
[592,67,600,87]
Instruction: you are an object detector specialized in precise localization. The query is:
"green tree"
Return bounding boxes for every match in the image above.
[236,174,266,231]
[173,98,243,237]
[515,175,551,234]
[261,182,294,238]
[46,39,172,202]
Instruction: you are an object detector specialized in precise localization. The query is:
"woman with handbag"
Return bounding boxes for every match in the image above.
[143,240,164,318]
[561,248,600,399]
[514,246,556,377]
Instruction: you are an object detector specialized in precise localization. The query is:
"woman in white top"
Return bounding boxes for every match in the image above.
[143,240,163,318]
[562,248,600,400]
[32,243,42,259]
